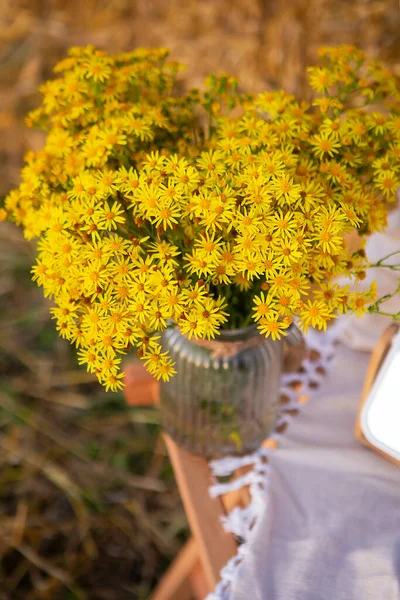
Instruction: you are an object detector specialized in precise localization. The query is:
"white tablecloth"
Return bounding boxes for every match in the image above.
[228,340,400,600]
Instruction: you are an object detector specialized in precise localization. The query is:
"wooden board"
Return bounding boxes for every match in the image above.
[354,323,400,468]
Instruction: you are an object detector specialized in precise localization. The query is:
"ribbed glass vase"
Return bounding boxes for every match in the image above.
[159,323,302,456]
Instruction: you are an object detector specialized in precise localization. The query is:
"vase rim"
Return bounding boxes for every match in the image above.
[217,322,259,341]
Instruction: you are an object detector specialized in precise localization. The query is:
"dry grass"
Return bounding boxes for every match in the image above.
[0,1,399,597]
[0,222,187,598]
[1,0,399,195]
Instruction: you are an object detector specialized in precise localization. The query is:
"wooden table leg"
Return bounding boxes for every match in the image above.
[189,559,210,600]
[163,434,237,592]
[152,538,198,600]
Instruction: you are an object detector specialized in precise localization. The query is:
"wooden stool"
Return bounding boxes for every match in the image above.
[124,340,307,599]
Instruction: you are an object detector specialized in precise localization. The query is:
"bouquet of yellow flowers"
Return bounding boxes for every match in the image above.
[2,45,400,391]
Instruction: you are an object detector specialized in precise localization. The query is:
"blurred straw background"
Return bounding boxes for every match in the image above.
[0,1,399,598]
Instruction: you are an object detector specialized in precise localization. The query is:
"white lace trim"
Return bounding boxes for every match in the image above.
[206,321,345,600]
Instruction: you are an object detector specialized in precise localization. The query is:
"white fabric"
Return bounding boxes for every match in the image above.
[227,341,400,600]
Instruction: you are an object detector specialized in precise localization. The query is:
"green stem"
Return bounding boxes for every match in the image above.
[370,250,400,267]
[241,311,254,328]
[368,309,400,321]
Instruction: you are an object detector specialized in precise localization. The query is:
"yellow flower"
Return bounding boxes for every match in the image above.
[151,199,181,229]
[266,210,296,238]
[82,56,113,83]
[270,174,301,205]
[307,67,335,93]
[102,372,126,392]
[97,356,122,377]
[179,283,207,306]
[273,238,303,266]
[196,150,226,175]
[246,182,271,208]
[196,297,228,339]
[149,240,181,267]
[82,240,112,265]
[313,283,348,307]
[147,304,169,330]
[195,233,223,261]
[211,260,235,285]
[97,201,126,231]
[286,275,309,300]
[152,360,177,382]
[319,118,341,140]
[97,128,127,149]
[170,164,200,192]
[123,114,153,141]
[234,234,260,257]
[298,300,335,333]
[159,289,187,320]
[201,197,236,232]
[233,274,252,291]
[179,313,205,339]
[257,315,289,340]
[185,251,215,277]
[274,289,297,314]
[68,172,106,202]
[374,170,399,199]
[267,272,292,295]
[234,209,261,236]
[78,347,101,373]
[310,134,342,158]
[236,256,264,281]
[252,292,277,322]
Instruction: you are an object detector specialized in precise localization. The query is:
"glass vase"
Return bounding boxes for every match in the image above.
[159,323,302,457]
